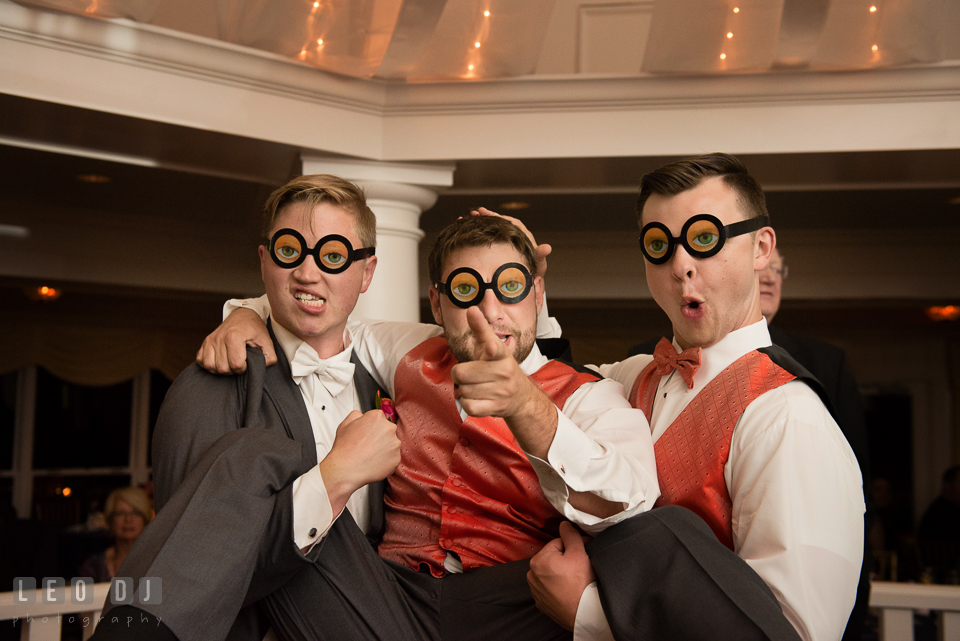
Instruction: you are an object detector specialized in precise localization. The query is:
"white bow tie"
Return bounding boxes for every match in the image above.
[289,345,355,400]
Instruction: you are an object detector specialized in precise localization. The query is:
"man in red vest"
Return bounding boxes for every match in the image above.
[528,153,864,641]
[203,213,802,640]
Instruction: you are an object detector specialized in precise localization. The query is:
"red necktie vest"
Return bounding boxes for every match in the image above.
[379,336,600,577]
[629,348,796,549]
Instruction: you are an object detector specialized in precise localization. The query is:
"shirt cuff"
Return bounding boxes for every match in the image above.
[546,409,600,486]
[224,294,270,322]
[527,409,620,532]
[291,465,335,551]
[574,582,615,641]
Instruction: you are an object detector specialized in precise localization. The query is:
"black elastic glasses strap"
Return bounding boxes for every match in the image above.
[352,247,376,260]
[724,215,770,237]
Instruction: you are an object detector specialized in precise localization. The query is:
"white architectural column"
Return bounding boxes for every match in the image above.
[301,157,455,322]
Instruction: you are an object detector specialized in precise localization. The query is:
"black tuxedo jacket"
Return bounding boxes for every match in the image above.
[111,324,385,641]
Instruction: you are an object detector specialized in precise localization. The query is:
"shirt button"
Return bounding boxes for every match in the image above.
[447,507,457,514]
[459,437,470,447]
[451,478,462,487]
[308,528,317,538]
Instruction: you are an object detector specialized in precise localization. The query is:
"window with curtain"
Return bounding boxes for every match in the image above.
[34,368,132,469]
[0,367,173,525]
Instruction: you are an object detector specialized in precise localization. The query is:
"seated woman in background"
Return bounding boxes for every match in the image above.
[76,487,152,583]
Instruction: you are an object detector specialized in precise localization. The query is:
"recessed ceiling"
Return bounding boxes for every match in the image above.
[10,0,959,80]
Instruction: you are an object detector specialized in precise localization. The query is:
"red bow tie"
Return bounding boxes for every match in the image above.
[652,337,702,390]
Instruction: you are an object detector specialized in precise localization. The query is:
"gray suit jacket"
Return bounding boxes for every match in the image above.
[112,324,385,641]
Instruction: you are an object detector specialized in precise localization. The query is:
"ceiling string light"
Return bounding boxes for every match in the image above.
[465,7,491,78]
[720,6,740,64]
[298,0,326,62]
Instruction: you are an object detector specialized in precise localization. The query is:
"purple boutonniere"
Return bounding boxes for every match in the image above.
[376,391,398,423]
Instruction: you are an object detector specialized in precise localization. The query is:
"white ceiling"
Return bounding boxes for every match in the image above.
[10,0,960,80]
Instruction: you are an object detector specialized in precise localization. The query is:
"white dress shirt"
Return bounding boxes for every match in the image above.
[577,320,865,641]
[270,321,372,549]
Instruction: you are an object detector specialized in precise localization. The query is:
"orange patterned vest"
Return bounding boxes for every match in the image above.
[378,336,600,577]
[629,349,795,549]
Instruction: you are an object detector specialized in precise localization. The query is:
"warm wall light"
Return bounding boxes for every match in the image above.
[727,32,733,38]
[313,1,319,6]
[474,41,481,48]
[468,64,474,71]
[926,306,960,322]
[733,7,740,13]
[483,10,490,16]
[720,53,727,60]
[317,38,323,45]
[38,286,61,300]
[62,487,72,497]
[870,5,877,12]
[871,44,879,51]
[25,285,62,301]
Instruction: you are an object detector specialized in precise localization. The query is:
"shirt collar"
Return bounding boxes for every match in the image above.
[271,319,354,371]
[673,318,772,389]
[518,341,548,375]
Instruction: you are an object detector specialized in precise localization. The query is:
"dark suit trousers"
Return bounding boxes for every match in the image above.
[260,506,797,641]
[261,512,569,641]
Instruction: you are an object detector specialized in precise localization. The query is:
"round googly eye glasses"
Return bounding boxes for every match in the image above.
[435,262,532,309]
[268,228,375,274]
[639,214,770,264]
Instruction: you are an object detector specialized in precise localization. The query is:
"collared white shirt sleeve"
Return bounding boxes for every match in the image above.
[224,295,270,321]
[346,318,444,396]
[223,297,442,397]
[727,382,863,641]
[519,347,660,534]
[592,356,652,395]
